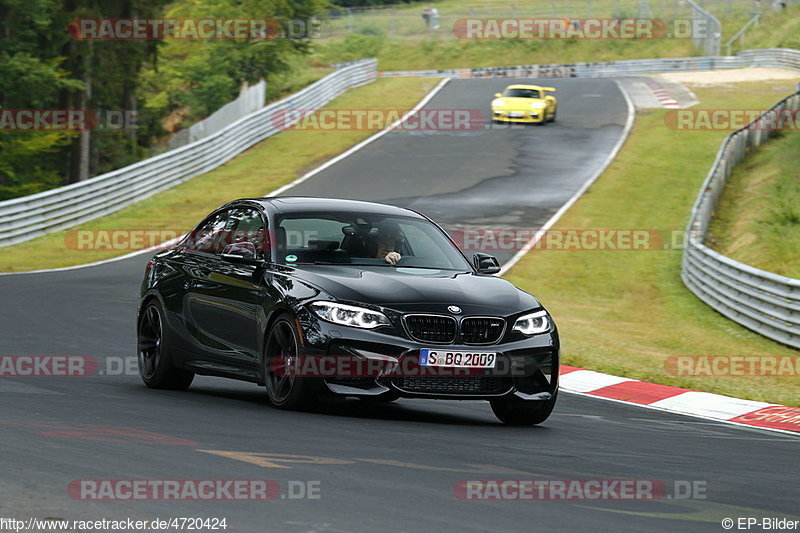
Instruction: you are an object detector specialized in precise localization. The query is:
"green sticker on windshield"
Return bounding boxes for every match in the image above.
[285,254,297,263]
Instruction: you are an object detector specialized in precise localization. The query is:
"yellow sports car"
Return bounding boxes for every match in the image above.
[491,84,557,124]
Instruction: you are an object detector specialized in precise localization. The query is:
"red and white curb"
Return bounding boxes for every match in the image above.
[641,78,680,108]
[559,365,800,435]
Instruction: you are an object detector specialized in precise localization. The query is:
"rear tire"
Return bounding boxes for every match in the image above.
[490,391,557,425]
[263,314,317,410]
[137,300,194,390]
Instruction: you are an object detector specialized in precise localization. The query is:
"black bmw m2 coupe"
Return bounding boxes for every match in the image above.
[137,197,559,425]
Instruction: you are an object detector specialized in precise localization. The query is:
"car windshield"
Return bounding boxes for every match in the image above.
[503,88,540,99]
[274,211,471,270]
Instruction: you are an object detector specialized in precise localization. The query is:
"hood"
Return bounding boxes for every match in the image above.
[495,97,546,109]
[288,265,540,316]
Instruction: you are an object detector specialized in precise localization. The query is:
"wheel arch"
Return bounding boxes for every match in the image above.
[258,306,301,384]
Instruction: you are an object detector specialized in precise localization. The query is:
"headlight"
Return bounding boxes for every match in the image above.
[512,310,550,335]
[492,99,505,107]
[530,102,547,110]
[309,301,390,329]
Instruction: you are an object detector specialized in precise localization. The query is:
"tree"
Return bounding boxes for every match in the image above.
[1,0,329,200]
[0,0,82,199]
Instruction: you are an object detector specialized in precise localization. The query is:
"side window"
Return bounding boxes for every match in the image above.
[227,207,269,255]
[279,217,342,249]
[189,210,231,255]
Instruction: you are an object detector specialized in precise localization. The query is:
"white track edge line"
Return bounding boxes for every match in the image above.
[560,388,799,437]
[494,82,797,437]
[0,78,451,277]
[267,77,450,197]
[498,78,636,276]
[4,77,796,436]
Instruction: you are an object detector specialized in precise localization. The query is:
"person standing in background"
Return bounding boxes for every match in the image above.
[430,7,440,30]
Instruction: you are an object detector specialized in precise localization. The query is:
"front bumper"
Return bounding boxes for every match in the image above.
[296,312,559,402]
[491,109,545,123]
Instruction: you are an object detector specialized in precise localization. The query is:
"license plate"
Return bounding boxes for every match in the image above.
[508,112,524,118]
[419,349,496,368]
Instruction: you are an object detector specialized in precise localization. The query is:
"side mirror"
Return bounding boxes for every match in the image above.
[473,253,501,274]
[494,93,502,98]
[221,242,262,265]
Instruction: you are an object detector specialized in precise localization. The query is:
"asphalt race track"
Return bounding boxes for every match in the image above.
[288,78,629,264]
[1,78,798,533]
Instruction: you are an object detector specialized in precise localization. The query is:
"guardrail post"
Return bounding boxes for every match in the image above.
[687,0,721,56]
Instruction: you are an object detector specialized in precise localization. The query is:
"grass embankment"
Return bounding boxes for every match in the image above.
[312,2,800,71]
[504,80,800,407]
[707,130,800,278]
[314,35,695,71]
[0,77,439,272]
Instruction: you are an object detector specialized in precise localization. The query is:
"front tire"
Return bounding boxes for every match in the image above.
[137,300,194,390]
[490,391,557,425]
[263,314,317,410]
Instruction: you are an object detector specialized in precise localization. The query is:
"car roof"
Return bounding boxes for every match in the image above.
[229,196,426,219]
[504,84,546,90]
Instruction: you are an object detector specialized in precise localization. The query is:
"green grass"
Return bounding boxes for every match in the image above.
[723,6,800,54]
[4,0,800,406]
[313,35,695,71]
[0,77,439,272]
[707,129,800,278]
[321,0,763,43]
[312,2,800,71]
[504,80,800,407]
[264,55,334,104]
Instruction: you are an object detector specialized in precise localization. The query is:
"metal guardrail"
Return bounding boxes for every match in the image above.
[167,80,266,151]
[379,48,800,348]
[378,55,749,79]
[0,59,377,248]
[378,48,800,79]
[681,68,800,348]
[682,87,800,350]
[2,50,797,250]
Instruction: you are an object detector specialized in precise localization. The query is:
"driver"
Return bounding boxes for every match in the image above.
[372,223,402,265]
